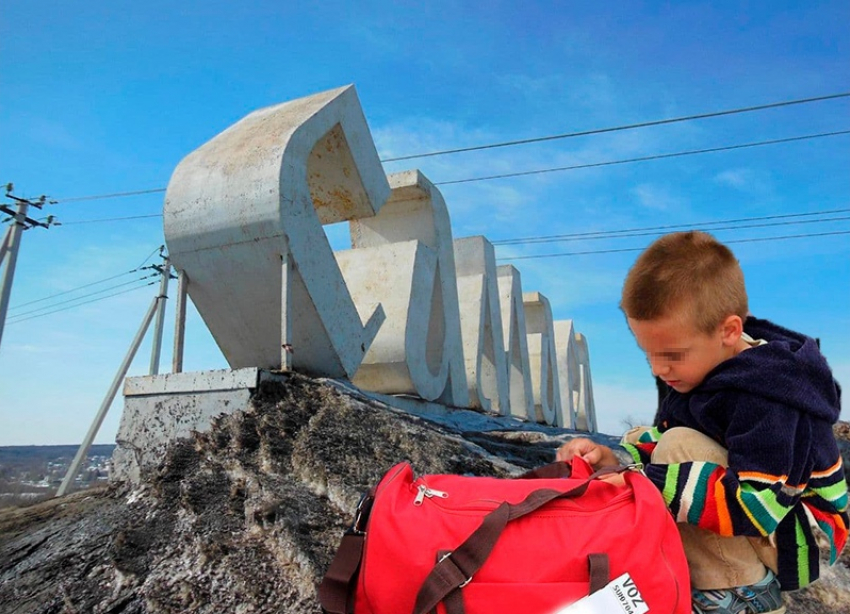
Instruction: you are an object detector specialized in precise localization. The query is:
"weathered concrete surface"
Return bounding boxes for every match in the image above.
[337,240,446,400]
[163,85,389,377]
[553,319,579,430]
[523,291,563,426]
[454,236,510,414]
[349,170,468,407]
[1,375,848,614]
[573,333,597,432]
[496,264,535,422]
[113,368,266,484]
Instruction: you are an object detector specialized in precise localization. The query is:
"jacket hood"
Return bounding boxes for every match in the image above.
[696,316,842,423]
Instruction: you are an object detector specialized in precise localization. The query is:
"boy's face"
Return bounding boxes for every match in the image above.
[627,313,741,394]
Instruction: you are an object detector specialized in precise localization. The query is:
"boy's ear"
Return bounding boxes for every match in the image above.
[719,315,744,346]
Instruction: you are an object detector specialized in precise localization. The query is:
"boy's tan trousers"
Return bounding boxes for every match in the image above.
[622,426,778,590]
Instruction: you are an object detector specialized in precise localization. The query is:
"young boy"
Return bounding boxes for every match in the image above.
[556,231,848,614]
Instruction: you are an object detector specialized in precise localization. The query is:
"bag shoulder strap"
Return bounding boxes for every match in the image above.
[318,491,375,614]
[317,532,365,614]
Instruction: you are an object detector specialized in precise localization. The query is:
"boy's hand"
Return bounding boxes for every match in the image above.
[556,438,621,469]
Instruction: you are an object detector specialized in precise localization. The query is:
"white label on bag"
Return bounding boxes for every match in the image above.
[550,573,650,614]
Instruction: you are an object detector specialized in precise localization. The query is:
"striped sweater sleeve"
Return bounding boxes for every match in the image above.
[640,460,795,538]
[641,456,849,567]
[802,458,849,564]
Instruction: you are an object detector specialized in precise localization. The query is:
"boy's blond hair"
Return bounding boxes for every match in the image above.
[620,231,748,334]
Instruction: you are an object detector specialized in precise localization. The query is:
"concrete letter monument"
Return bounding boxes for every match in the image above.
[116,85,600,481]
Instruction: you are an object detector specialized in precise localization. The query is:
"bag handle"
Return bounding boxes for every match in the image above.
[517,460,573,480]
[412,465,624,614]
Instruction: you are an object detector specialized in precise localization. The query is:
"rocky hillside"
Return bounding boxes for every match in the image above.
[1,374,848,613]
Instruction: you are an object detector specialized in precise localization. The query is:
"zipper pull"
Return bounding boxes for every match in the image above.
[414,484,449,506]
[624,463,645,474]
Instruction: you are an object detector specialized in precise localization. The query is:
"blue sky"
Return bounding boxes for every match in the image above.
[1,1,848,445]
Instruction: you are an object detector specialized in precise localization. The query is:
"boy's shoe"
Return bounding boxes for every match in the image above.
[691,569,785,614]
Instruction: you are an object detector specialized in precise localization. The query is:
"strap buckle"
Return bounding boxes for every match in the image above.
[350,492,373,535]
[438,551,473,588]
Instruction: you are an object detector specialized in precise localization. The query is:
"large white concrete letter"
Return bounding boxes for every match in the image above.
[553,320,579,430]
[496,265,534,420]
[164,86,389,377]
[454,237,509,413]
[341,171,468,405]
[574,333,598,432]
[523,292,562,426]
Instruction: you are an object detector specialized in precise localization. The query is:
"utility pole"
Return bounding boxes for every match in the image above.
[0,184,59,352]
[56,255,174,497]
[172,269,189,373]
[148,257,172,375]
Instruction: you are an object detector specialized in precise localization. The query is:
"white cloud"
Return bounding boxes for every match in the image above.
[631,183,685,212]
[27,117,85,152]
[3,343,53,354]
[497,73,569,97]
[714,167,774,194]
[502,254,625,310]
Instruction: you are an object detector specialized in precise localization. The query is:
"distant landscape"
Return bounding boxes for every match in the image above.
[0,445,115,508]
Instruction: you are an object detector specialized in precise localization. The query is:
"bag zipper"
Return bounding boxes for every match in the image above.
[411,464,645,509]
[414,484,449,506]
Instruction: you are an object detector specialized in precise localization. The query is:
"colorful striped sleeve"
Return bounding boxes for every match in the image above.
[642,460,798,538]
[802,458,850,564]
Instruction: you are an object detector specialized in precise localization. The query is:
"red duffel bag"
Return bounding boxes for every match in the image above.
[319,457,690,614]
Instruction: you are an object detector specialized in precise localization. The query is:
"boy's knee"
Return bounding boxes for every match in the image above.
[622,425,653,445]
[652,427,729,466]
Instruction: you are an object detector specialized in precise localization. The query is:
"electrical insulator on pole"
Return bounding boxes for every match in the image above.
[0,184,59,352]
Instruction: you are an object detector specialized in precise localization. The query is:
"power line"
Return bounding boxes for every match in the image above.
[6,281,157,325]
[56,188,166,204]
[8,269,139,310]
[46,92,850,205]
[8,245,164,311]
[493,208,850,245]
[435,130,850,186]
[61,214,163,225]
[135,245,165,270]
[49,129,850,224]
[382,92,850,162]
[498,230,850,261]
[496,213,850,246]
[8,275,156,319]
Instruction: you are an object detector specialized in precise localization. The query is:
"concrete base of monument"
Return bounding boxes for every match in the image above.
[112,368,613,486]
[112,368,277,484]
